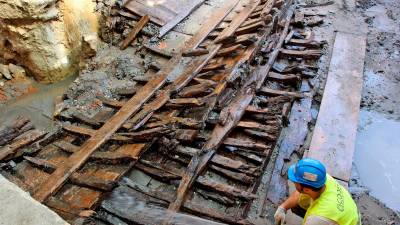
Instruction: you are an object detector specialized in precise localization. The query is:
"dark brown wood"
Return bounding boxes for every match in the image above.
[235,34,258,46]
[214,0,261,44]
[120,15,150,50]
[223,137,270,151]
[196,176,256,200]
[24,156,57,173]
[97,96,125,108]
[201,63,226,73]
[256,7,294,89]
[280,49,322,59]
[216,44,244,57]
[175,129,199,143]
[179,83,213,98]
[70,172,117,191]
[182,49,210,57]
[0,117,31,146]
[209,164,254,184]
[259,87,305,98]
[0,130,46,161]
[268,71,300,83]
[235,21,265,36]
[261,0,276,19]
[243,129,277,141]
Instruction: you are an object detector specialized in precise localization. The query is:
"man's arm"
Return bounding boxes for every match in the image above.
[279,190,301,210]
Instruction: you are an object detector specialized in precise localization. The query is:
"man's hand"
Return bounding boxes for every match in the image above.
[274,206,287,224]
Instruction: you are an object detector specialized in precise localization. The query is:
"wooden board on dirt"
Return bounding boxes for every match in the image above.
[306,32,366,183]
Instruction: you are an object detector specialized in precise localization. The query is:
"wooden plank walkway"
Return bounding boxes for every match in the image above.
[306,31,366,183]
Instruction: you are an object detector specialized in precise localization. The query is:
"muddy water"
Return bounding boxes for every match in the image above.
[354,109,400,212]
[0,75,76,131]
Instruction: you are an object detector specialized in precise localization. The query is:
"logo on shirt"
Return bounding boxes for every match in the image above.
[336,183,344,212]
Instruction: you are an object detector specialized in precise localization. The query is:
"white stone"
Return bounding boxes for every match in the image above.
[0,64,12,80]
[8,63,26,79]
[0,175,69,225]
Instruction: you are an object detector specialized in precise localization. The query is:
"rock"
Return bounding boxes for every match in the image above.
[8,63,26,79]
[0,64,12,80]
[0,0,99,83]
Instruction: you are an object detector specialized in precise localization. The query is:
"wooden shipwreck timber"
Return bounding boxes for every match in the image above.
[0,0,324,224]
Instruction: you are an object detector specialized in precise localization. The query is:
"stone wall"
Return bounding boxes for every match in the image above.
[0,0,99,83]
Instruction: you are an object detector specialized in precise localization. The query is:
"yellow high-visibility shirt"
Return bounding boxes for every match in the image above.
[301,174,360,225]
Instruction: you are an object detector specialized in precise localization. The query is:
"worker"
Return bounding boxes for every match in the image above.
[274,158,360,225]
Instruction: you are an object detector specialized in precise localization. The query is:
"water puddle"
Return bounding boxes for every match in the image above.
[0,75,76,131]
[354,109,400,212]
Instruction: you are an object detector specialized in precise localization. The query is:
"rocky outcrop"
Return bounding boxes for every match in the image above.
[0,0,100,83]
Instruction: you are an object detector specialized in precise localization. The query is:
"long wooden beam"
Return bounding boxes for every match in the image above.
[32,0,240,203]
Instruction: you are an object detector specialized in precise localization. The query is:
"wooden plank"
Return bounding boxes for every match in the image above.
[214,0,261,44]
[0,130,46,161]
[159,0,205,37]
[120,15,150,50]
[258,87,305,98]
[0,117,31,146]
[306,32,366,182]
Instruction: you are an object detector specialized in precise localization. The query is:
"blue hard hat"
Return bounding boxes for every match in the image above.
[288,158,327,188]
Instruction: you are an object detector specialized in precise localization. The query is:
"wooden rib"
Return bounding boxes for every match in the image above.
[223,137,270,151]
[258,87,305,98]
[214,0,261,44]
[120,15,150,50]
[256,7,294,89]
[0,130,46,161]
[31,0,241,203]
[158,0,205,37]
[279,49,323,59]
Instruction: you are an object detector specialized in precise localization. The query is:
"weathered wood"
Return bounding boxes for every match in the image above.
[24,156,57,173]
[144,44,174,58]
[214,0,261,44]
[209,164,254,184]
[168,87,255,212]
[120,15,150,50]
[135,162,181,183]
[196,176,256,200]
[216,44,244,57]
[268,71,300,83]
[197,189,235,206]
[179,83,214,98]
[53,141,79,153]
[0,130,46,161]
[256,7,294,89]
[243,129,277,141]
[246,105,270,114]
[117,127,171,141]
[238,121,279,132]
[223,137,270,151]
[214,35,237,45]
[0,117,31,146]
[33,71,169,202]
[158,0,205,37]
[167,97,205,108]
[175,129,199,143]
[261,0,276,19]
[235,21,265,36]
[201,63,226,73]
[70,172,117,191]
[235,34,258,46]
[97,96,125,108]
[72,113,102,127]
[182,48,210,57]
[280,49,322,59]
[259,87,305,98]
